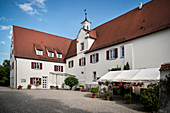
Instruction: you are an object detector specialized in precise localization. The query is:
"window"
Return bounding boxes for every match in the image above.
[87,26,89,30]
[30,77,41,85]
[79,57,86,66]
[57,53,62,59]
[93,72,97,82]
[80,42,84,51]
[48,51,54,57]
[36,50,43,56]
[120,46,124,58]
[83,26,85,29]
[106,48,118,60]
[68,60,74,68]
[54,65,63,72]
[90,53,99,63]
[31,62,42,70]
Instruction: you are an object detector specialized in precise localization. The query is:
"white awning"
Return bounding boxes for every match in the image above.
[98,68,160,82]
[98,71,121,82]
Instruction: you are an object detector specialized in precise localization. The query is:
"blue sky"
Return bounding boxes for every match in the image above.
[0,0,151,64]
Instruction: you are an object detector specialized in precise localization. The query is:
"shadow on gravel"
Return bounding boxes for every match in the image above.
[0,90,90,113]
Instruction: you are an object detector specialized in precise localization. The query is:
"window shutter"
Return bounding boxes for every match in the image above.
[106,51,109,60]
[84,58,86,65]
[39,78,41,85]
[40,63,42,69]
[31,62,34,69]
[79,59,81,66]
[54,65,56,71]
[96,53,99,62]
[61,66,63,72]
[90,55,92,63]
[72,61,74,67]
[68,62,70,68]
[30,78,33,84]
[115,48,118,58]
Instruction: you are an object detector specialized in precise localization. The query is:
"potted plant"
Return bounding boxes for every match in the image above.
[104,92,111,100]
[90,87,98,98]
[27,84,32,89]
[82,86,85,92]
[18,85,23,90]
[138,83,144,87]
[36,80,40,85]
[124,93,132,104]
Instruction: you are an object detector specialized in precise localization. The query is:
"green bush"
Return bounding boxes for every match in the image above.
[124,62,130,70]
[124,93,132,100]
[64,77,78,90]
[90,87,98,95]
[104,92,111,97]
[27,84,32,88]
[140,84,160,112]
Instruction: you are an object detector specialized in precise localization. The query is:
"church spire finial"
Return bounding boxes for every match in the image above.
[84,9,87,21]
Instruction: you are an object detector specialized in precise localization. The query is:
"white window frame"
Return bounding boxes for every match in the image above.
[80,58,85,66]
[93,71,97,82]
[34,62,40,69]
[33,77,39,85]
[109,49,116,59]
[57,53,62,59]
[48,51,54,57]
[69,60,73,68]
[80,42,84,51]
[120,46,124,58]
[57,66,61,72]
[92,54,97,63]
[35,47,43,56]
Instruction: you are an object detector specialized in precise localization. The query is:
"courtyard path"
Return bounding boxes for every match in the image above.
[0,87,147,113]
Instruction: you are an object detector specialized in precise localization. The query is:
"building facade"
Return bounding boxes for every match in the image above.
[10,0,170,89]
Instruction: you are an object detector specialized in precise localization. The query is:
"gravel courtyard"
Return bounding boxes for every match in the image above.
[0,87,147,113]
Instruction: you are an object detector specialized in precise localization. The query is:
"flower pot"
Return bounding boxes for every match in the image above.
[28,87,31,89]
[105,97,110,100]
[92,94,97,98]
[82,90,85,92]
[125,99,131,104]
[139,85,142,87]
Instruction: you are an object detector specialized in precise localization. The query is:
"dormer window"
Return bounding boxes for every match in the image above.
[36,50,43,56]
[46,47,54,57]
[80,42,84,51]
[54,49,62,59]
[48,51,54,57]
[34,44,43,56]
[57,53,62,59]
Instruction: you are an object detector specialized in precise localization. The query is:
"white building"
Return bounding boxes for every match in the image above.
[10,0,170,89]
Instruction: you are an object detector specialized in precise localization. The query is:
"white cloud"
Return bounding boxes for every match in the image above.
[0,16,13,22]
[0,53,8,55]
[38,18,43,21]
[8,26,13,39]
[0,41,6,44]
[17,0,47,15]
[0,25,11,30]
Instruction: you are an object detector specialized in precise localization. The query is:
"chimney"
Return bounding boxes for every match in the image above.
[139,2,142,10]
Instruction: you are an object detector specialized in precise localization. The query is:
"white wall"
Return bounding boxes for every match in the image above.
[65,28,170,85]
[133,28,170,69]
[16,58,65,89]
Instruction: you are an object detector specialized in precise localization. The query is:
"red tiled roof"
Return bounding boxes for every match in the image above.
[65,39,77,59]
[89,30,97,39]
[86,0,170,53]
[160,63,170,71]
[13,25,72,63]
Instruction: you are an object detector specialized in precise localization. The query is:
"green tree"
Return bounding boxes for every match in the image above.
[64,77,78,90]
[124,62,130,70]
[0,59,10,86]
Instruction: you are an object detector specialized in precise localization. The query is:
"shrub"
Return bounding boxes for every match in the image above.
[27,84,32,88]
[64,77,78,90]
[109,65,121,71]
[124,93,132,100]
[90,87,98,95]
[124,62,130,70]
[140,83,160,112]
[104,92,111,97]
